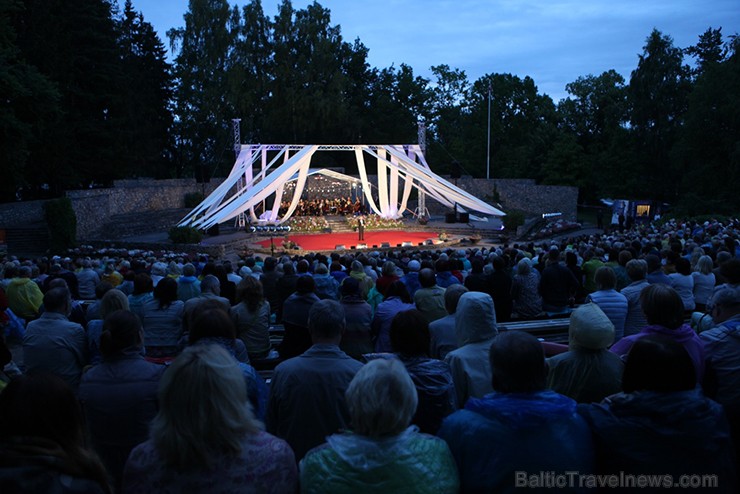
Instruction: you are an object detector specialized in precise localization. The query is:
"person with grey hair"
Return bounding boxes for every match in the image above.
[123,344,297,493]
[176,263,201,302]
[700,287,740,413]
[267,300,363,461]
[75,259,101,300]
[300,358,459,493]
[183,274,230,332]
[22,287,88,390]
[429,284,469,360]
[439,331,594,493]
[620,259,649,337]
[312,262,340,300]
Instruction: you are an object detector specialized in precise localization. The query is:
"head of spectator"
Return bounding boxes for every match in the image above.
[100,310,143,358]
[645,254,662,274]
[455,292,498,347]
[17,265,31,279]
[297,259,310,275]
[390,309,430,357]
[407,260,421,273]
[200,275,221,296]
[625,259,647,282]
[167,262,181,277]
[94,281,114,301]
[350,260,364,274]
[516,258,533,276]
[314,263,329,276]
[565,251,578,268]
[444,284,469,315]
[340,277,361,299]
[594,266,617,291]
[694,255,713,275]
[236,276,264,312]
[188,305,236,345]
[490,330,546,394]
[470,258,484,274]
[100,289,130,318]
[150,344,260,470]
[709,286,740,325]
[381,261,397,277]
[419,268,437,288]
[720,259,740,285]
[622,335,696,393]
[154,277,178,309]
[674,257,691,276]
[44,287,72,316]
[640,284,684,330]
[568,303,615,351]
[282,262,296,276]
[295,275,315,295]
[182,263,197,278]
[0,372,111,492]
[308,299,345,344]
[492,255,506,273]
[618,250,633,267]
[547,248,561,265]
[151,262,167,278]
[132,273,153,296]
[385,280,412,303]
[263,257,277,273]
[345,358,417,438]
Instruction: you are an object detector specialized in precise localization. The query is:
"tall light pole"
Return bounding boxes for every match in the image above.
[486,82,492,180]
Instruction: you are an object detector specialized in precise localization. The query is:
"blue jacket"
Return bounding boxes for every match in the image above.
[578,389,736,493]
[587,289,628,341]
[438,390,593,493]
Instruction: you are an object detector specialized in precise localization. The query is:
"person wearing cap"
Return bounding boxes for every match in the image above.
[400,260,422,297]
[547,303,623,403]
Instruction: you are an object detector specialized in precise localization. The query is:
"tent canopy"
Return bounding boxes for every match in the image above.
[179,144,505,229]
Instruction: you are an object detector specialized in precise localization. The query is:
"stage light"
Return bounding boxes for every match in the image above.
[381,242,391,248]
[402,241,413,247]
[356,243,367,249]
[335,245,346,250]
[249,226,256,233]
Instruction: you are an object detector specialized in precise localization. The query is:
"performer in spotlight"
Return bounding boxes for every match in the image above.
[358,216,365,241]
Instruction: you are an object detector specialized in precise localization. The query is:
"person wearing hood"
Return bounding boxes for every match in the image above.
[312,263,340,300]
[401,259,423,297]
[300,358,459,493]
[438,331,594,493]
[6,265,43,321]
[610,284,705,382]
[444,291,498,408]
[547,303,623,403]
[390,310,456,434]
[344,260,374,300]
[578,335,736,493]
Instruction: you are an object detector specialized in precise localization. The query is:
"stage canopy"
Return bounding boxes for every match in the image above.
[179,144,505,229]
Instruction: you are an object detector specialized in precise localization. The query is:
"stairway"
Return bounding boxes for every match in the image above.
[5,223,51,257]
[89,208,191,240]
[323,215,354,233]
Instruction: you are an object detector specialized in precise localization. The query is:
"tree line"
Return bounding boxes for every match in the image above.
[1,0,738,215]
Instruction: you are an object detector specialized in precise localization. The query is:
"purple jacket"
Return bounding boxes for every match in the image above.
[610,324,705,382]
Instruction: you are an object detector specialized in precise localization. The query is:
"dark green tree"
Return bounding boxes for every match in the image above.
[628,29,691,201]
[116,0,174,178]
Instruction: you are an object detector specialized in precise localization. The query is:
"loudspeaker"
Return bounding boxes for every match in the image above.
[381,242,391,248]
[459,212,469,223]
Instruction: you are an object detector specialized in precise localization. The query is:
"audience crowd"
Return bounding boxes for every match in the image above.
[0,215,739,492]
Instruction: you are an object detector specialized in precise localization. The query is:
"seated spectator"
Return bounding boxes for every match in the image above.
[581,249,604,294]
[267,300,363,461]
[85,281,114,322]
[79,310,165,490]
[345,260,374,300]
[279,275,320,359]
[646,253,671,285]
[176,263,201,302]
[414,268,447,324]
[611,284,705,382]
[429,284,468,360]
[123,344,297,493]
[127,273,154,316]
[579,335,735,492]
[489,256,513,322]
[587,266,628,341]
[692,255,716,313]
[445,291,498,408]
[87,289,130,365]
[183,274,230,332]
[372,280,415,353]
[438,331,594,493]
[669,257,696,313]
[44,277,87,328]
[547,303,623,403]
[6,265,43,321]
[312,262,340,300]
[276,262,300,322]
[338,277,373,361]
[400,260,422,297]
[76,259,101,300]
[138,277,184,359]
[511,257,543,318]
[464,257,488,293]
[539,248,579,313]
[435,259,461,288]
[375,260,400,297]
[230,276,271,361]
[23,287,88,391]
[189,306,267,420]
[300,358,459,493]
[0,373,111,493]
[390,310,456,434]
[620,259,649,337]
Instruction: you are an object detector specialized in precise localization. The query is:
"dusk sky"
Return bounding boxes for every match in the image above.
[124,0,740,102]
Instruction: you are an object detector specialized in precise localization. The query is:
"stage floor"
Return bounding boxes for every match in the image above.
[254,230,439,251]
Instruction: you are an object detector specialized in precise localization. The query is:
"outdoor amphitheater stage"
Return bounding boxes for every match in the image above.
[253,230,441,252]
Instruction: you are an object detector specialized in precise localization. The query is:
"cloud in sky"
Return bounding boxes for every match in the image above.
[127,0,740,101]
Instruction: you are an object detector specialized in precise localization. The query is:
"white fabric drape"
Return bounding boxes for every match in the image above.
[354,148,382,215]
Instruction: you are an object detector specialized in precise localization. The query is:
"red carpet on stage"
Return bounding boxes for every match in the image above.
[255,230,437,251]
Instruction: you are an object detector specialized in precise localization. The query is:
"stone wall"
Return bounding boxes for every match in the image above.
[0,199,47,227]
[427,177,578,222]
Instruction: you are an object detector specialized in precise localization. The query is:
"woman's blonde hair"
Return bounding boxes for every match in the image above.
[345,358,417,438]
[151,344,260,470]
[100,289,129,318]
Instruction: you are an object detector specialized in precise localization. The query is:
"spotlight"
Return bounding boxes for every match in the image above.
[249,226,256,233]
